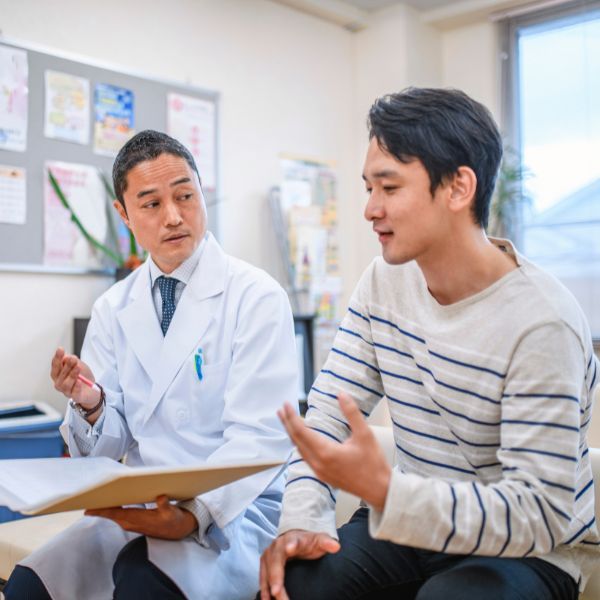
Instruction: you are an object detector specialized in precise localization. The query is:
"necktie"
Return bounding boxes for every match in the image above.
[157,276,178,335]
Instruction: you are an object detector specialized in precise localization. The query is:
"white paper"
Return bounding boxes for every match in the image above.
[281,179,312,212]
[0,165,26,224]
[44,70,90,144]
[44,161,108,267]
[0,457,126,512]
[167,93,216,190]
[0,45,28,152]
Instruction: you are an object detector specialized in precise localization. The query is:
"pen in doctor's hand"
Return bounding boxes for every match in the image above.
[77,373,102,394]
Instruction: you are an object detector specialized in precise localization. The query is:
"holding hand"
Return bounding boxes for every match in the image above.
[50,347,99,410]
[85,495,198,540]
[259,530,340,600]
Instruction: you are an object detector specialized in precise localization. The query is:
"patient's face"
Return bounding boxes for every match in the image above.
[116,154,207,273]
[362,138,448,266]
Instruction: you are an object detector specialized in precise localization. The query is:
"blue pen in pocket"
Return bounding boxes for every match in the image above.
[194,348,203,381]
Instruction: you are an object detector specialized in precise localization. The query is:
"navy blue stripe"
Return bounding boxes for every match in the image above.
[539,478,575,494]
[369,313,426,344]
[493,488,511,557]
[391,418,457,446]
[441,486,457,552]
[583,447,589,458]
[395,441,476,475]
[310,386,337,400]
[306,402,356,426]
[373,341,413,360]
[431,397,500,427]
[575,479,594,501]
[590,362,597,390]
[565,516,596,545]
[582,416,591,429]
[380,367,424,387]
[286,476,336,504]
[348,306,370,323]
[587,354,593,371]
[501,447,577,463]
[451,430,499,448]
[469,483,486,555]
[331,347,379,374]
[417,364,500,406]
[546,500,571,522]
[321,369,382,398]
[581,540,600,546]
[534,496,555,550]
[339,326,373,346]
[473,461,501,469]
[501,419,579,433]
[428,349,506,379]
[308,426,343,443]
[523,540,536,557]
[503,392,579,404]
[387,394,440,416]
[288,458,304,466]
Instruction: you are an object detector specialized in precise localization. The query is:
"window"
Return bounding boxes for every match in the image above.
[504,1,600,340]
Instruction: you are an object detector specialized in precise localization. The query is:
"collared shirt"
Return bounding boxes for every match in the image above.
[148,234,207,325]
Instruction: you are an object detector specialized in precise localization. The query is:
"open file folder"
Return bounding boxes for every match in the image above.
[0,456,282,516]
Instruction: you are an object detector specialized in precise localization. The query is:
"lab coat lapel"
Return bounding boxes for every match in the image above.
[143,234,227,424]
[117,262,163,381]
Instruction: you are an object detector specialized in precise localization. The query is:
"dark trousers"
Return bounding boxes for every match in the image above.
[282,508,579,600]
[3,536,185,600]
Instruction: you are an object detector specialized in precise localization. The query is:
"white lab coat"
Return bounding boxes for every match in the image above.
[21,233,298,599]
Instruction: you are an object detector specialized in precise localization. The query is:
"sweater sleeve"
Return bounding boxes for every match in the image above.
[369,320,594,557]
[278,263,385,538]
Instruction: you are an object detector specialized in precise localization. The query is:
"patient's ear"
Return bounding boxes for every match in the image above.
[447,166,477,214]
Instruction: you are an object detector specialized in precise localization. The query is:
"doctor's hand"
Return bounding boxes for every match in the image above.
[85,495,198,540]
[279,392,392,513]
[259,529,340,600]
[50,347,98,408]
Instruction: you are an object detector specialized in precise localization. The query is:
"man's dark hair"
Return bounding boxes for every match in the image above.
[112,130,201,207]
[367,87,502,228]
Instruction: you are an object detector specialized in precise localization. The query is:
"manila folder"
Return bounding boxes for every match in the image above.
[23,460,282,516]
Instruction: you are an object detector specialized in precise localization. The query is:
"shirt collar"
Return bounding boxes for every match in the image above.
[149,233,207,287]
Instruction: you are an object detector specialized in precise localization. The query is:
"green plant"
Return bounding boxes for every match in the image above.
[48,168,143,268]
[487,148,531,239]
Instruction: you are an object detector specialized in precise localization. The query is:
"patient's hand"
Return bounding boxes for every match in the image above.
[85,495,198,540]
[259,530,340,600]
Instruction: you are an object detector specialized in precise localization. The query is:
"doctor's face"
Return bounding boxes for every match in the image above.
[115,153,207,273]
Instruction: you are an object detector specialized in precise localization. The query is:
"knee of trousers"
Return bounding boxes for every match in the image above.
[112,536,153,592]
[3,566,52,600]
[284,556,348,600]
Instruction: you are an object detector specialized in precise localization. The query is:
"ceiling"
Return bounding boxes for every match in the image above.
[338,0,461,11]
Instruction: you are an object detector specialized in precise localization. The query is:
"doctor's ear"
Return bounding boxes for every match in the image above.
[447,166,477,214]
[113,200,131,229]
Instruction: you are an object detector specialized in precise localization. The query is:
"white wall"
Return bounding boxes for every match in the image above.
[0,0,356,411]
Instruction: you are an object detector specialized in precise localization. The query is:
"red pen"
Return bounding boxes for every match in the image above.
[77,374,102,393]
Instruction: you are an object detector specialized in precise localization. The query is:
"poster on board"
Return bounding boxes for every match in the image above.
[167,93,216,191]
[44,161,107,268]
[0,165,26,225]
[44,70,90,145]
[0,45,28,152]
[93,83,135,157]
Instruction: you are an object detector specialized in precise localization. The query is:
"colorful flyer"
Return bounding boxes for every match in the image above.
[0,45,28,152]
[44,161,107,267]
[0,165,26,225]
[167,93,216,190]
[93,83,135,157]
[44,70,90,144]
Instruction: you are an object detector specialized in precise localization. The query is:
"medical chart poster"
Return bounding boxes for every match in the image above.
[167,93,216,191]
[93,83,135,157]
[44,70,90,144]
[43,161,107,268]
[0,165,26,225]
[0,45,28,152]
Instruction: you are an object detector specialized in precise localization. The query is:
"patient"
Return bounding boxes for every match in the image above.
[4,130,298,600]
[259,87,600,600]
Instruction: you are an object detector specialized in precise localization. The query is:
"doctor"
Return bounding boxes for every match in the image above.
[3,130,298,600]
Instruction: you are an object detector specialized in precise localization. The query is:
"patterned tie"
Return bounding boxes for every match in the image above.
[157,276,179,335]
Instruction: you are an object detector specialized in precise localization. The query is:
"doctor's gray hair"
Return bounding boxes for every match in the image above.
[112,130,202,208]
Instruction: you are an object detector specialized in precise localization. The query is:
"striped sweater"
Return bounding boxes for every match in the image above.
[279,239,600,591]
